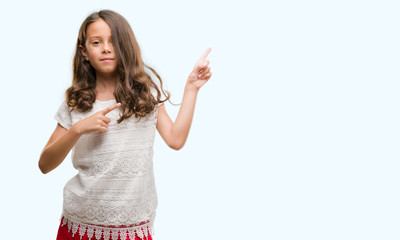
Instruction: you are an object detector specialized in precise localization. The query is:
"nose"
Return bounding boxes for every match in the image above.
[102,42,112,54]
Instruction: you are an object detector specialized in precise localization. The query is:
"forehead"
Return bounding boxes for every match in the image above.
[86,19,112,39]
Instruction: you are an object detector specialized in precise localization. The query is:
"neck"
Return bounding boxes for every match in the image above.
[95,72,118,95]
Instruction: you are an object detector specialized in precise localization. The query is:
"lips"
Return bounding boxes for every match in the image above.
[100,58,114,62]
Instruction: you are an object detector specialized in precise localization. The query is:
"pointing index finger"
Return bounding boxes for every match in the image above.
[101,103,121,115]
[198,48,212,63]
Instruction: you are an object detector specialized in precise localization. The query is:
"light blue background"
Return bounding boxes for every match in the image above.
[0,0,399,239]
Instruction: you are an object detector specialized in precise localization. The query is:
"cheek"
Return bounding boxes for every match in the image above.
[86,50,95,58]
[86,47,99,58]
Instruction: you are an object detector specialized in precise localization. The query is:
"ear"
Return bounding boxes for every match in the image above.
[79,45,89,61]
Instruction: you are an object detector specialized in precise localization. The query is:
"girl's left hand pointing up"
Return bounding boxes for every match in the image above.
[186,48,212,91]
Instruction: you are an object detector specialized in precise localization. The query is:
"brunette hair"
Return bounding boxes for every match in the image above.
[65,10,170,123]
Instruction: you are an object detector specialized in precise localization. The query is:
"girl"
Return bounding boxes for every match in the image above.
[38,10,212,240]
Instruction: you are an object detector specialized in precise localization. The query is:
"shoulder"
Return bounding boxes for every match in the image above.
[55,99,72,113]
[54,99,73,130]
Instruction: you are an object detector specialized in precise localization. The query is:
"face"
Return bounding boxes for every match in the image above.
[79,19,117,77]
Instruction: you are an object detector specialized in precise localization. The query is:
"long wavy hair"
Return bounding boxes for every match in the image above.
[65,10,170,123]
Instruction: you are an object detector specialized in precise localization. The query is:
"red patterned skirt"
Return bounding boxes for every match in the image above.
[56,216,153,240]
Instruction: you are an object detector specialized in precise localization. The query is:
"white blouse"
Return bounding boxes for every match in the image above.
[54,97,159,240]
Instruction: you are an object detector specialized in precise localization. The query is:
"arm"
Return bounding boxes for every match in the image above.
[38,103,121,174]
[38,124,81,174]
[156,48,212,150]
[156,86,198,150]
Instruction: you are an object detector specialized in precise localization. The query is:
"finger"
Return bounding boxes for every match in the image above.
[194,64,204,74]
[198,67,211,78]
[99,121,108,128]
[196,63,211,75]
[201,60,210,68]
[200,66,211,74]
[197,48,211,63]
[101,116,111,124]
[100,103,121,115]
[203,72,212,80]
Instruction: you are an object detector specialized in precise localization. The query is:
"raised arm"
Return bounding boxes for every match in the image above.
[156,48,212,150]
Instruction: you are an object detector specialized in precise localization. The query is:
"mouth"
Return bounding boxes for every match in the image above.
[100,58,114,62]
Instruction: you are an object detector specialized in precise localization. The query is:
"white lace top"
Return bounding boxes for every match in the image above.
[54,97,159,240]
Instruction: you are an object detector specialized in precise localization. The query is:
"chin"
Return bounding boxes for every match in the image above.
[97,69,118,77]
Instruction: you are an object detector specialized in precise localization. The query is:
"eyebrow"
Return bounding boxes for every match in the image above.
[88,36,102,40]
[88,35,112,40]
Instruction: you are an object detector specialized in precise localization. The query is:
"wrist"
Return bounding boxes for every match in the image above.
[185,83,200,94]
[70,123,83,136]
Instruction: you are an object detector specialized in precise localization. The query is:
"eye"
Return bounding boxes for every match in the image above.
[92,41,100,45]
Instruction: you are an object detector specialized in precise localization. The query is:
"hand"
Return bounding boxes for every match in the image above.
[187,48,212,91]
[74,103,121,135]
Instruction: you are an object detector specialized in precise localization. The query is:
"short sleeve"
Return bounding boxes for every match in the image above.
[54,100,73,130]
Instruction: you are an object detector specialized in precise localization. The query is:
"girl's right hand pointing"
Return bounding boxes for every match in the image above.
[74,103,121,135]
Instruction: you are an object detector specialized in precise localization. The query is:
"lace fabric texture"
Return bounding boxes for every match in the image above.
[60,216,153,240]
[54,96,159,234]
